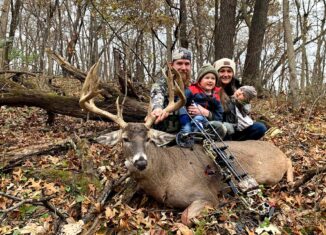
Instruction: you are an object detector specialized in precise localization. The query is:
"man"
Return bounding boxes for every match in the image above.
[149,47,192,132]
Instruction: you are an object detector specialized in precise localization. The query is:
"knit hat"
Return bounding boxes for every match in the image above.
[196,63,218,83]
[213,58,236,74]
[172,47,192,61]
[239,86,257,101]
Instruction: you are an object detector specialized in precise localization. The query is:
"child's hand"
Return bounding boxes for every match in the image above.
[187,104,209,117]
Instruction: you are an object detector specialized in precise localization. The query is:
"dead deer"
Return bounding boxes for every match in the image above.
[79,62,293,224]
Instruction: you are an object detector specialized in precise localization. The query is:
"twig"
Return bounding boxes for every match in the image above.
[82,214,101,235]
[0,191,56,213]
[1,138,75,173]
[90,2,154,82]
[293,90,325,136]
[304,90,325,132]
[291,166,326,192]
[82,173,130,224]
[0,70,37,76]
[42,200,68,221]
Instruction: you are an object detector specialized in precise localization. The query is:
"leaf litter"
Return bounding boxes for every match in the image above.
[0,97,325,234]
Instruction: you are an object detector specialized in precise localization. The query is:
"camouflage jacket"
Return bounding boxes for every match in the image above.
[150,75,168,111]
[150,73,180,133]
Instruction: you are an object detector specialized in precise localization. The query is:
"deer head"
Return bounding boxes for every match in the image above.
[79,62,186,171]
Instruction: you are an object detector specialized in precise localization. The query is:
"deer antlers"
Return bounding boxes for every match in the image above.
[80,62,185,129]
[144,63,186,128]
[79,62,128,128]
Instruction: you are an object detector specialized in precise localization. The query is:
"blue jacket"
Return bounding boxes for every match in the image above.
[180,84,224,121]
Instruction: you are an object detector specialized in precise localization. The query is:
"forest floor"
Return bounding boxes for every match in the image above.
[0,95,325,235]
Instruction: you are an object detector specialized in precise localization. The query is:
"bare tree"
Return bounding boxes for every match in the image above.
[294,0,313,90]
[179,0,189,48]
[3,0,22,69]
[312,0,326,90]
[0,0,10,68]
[242,0,269,89]
[214,0,237,60]
[283,0,299,108]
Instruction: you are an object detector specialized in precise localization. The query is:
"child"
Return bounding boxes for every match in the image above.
[223,85,257,137]
[179,64,226,138]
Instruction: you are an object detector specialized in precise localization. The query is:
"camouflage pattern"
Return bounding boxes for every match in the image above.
[172,47,192,61]
[150,72,180,133]
[150,75,168,110]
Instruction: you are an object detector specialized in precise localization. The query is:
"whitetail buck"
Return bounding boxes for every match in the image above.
[80,62,293,224]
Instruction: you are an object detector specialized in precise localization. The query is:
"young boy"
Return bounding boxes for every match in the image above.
[179,64,226,138]
[223,85,257,136]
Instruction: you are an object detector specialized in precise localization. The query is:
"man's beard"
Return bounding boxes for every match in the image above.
[179,71,191,87]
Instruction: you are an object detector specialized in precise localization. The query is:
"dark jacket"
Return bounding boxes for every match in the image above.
[181,84,224,121]
[223,96,250,124]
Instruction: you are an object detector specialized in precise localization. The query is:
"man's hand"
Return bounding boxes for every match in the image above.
[150,108,169,124]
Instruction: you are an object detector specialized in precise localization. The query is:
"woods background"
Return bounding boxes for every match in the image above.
[0,0,325,234]
[0,0,325,108]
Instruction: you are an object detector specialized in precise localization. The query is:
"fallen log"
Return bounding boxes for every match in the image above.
[1,139,74,173]
[0,88,147,122]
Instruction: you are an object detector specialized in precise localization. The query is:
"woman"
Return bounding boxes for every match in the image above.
[213,58,267,141]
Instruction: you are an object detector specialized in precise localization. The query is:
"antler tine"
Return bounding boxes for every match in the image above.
[164,65,186,113]
[144,63,186,129]
[79,62,128,129]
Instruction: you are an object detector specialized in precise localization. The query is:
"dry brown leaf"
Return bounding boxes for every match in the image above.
[105,206,116,220]
[12,168,23,182]
[320,196,326,210]
[174,223,193,235]
[43,182,59,195]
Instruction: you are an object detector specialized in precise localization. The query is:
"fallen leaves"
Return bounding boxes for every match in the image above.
[1,99,325,234]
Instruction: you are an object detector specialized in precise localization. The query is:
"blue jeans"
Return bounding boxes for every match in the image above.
[227,122,267,141]
[180,115,207,133]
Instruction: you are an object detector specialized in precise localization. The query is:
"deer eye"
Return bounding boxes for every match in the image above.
[122,137,130,143]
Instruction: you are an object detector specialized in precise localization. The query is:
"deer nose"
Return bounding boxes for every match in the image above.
[132,152,148,171]
[134,156,148,171]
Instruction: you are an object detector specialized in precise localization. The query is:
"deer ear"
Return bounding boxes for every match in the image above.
[96,130,122,146]
[148,129,176,146]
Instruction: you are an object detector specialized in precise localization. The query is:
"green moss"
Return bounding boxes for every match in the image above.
[194,219,206,235]
[28,168,102,194]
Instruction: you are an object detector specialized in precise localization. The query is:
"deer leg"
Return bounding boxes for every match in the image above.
[286,159,294,184]
[181,199,213,226]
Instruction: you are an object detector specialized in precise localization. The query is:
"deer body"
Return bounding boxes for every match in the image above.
[80,63,293,224]
[125,137,292,209]
[98,123,293,222]
[128,143,224,208]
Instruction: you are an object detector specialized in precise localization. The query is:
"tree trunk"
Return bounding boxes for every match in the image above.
[193,1,204,67]
[312,1,326,90]
[283,0,299,109]
[0,0,10,68]
[214,0,237,60]
[165,0,172,61]
[3,0,22,69]
[179,0,189,48]
[135,31,145,83]
[65,1,87,64]
[294,0,308,90]
[242,0,269,89]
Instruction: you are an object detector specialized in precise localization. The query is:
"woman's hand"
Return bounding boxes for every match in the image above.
[187,104,210,117]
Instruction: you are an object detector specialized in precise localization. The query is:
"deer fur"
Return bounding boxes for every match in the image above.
[80,62,293,224]
[97,123,293,224]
